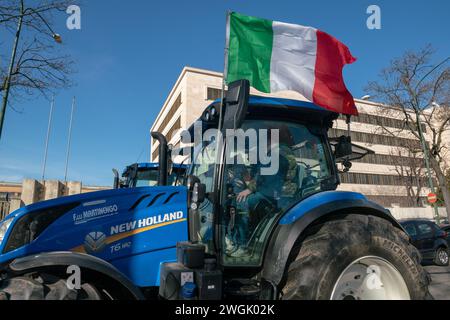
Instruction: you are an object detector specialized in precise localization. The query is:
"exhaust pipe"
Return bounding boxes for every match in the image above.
[151,131,168,186]
[112,168,120,189]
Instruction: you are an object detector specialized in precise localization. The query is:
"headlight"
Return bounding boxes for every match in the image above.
[0,217,15,245]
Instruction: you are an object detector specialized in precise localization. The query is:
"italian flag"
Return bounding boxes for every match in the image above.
[226,12,358,115]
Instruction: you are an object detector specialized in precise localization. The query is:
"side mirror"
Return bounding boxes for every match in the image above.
[330,135,374,173]
[334,135,353,159]
[222,79,250,130]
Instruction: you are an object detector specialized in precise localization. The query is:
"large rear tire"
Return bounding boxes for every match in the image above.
[281,214,431,300]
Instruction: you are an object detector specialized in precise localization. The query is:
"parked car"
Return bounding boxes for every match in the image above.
[400,219,449,266]
[440,224,450,244]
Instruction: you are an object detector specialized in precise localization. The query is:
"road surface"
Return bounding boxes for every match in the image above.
[425,265,450,300]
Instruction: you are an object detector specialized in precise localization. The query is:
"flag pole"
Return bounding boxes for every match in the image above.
[64,96,75,182]
[217,10,231,134]
[213,11,231,168]
[42,95,55,181]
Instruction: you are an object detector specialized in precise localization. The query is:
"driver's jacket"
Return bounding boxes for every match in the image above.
[245,143,298,200]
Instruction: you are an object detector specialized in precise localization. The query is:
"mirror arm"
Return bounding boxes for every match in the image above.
[346,114,352,139]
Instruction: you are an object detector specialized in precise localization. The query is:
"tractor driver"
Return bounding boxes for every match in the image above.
[224,125,299,258]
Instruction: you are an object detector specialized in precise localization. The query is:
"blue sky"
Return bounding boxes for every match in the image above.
[0,0,448,186]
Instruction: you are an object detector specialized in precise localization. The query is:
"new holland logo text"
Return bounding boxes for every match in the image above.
[73,204,119,224]
[110,211,183,235]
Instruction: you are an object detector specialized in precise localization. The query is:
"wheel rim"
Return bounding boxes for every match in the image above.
[438,249,449,265]
[331,256,410,300]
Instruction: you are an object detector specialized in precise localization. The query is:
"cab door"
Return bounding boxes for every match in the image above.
[219,119,335,267]
[188,139,218,253]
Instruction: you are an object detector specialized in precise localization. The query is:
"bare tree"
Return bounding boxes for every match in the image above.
[0,0,76,137]
[389,142,427,207]
[367,46,450,219]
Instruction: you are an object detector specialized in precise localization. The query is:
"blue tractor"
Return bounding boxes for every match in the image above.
[0,80,430,300]
[113,162,188,188]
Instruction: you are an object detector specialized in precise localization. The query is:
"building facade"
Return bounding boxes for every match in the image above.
[0,180,109,219]
[150,67,446,212]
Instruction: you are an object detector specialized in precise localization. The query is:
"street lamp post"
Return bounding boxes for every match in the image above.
[64,97,76,182]
[415,111,440,224]
[0,1,24,140]
[0,3,62,140]
[41,96,55,181]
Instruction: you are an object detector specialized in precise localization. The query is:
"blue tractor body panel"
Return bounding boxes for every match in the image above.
[0,186,188,287]
[279,191,368,225]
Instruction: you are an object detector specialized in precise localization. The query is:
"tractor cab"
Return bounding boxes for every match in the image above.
[155,80,392,300]
[157,80,362,275]
[114,162,187,188]
[184,81,347,267]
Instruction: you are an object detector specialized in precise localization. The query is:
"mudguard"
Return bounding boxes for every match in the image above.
[262,191,403,288]
[8,251,144,300]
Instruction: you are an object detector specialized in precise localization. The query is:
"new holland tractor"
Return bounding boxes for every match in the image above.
[0,80,430,300]
[112,162,187,189]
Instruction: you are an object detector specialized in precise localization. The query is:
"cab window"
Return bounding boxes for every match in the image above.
[135,170,159,187]
[221,119,334,266]
[189,139,218,252]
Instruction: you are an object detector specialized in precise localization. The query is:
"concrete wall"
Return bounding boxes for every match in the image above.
[16,179,85,212]
[43,180,64,200]
[389,207,447,221]
[21,179,44,206]
[66,181,82,196]
[8,197,22,213]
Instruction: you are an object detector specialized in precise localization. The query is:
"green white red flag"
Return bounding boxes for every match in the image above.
[226,12,358,115]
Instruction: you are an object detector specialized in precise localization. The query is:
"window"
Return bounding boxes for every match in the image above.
[152,117,181,161]
[135,170,159,187]
[206,87,223,101]
[190,137,218,253]
[352,153,424,168]
[165,117,181,142]
[329,128,421,148]
[339,172,432,188]
[403,223,417,237]
[417,222,433,236]
[152,148,159,162]
[152,93,182,150]
[221,120,334,266]
[338,113,427,133]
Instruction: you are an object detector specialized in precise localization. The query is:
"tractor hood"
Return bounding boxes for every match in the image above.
[0,186,188,285]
